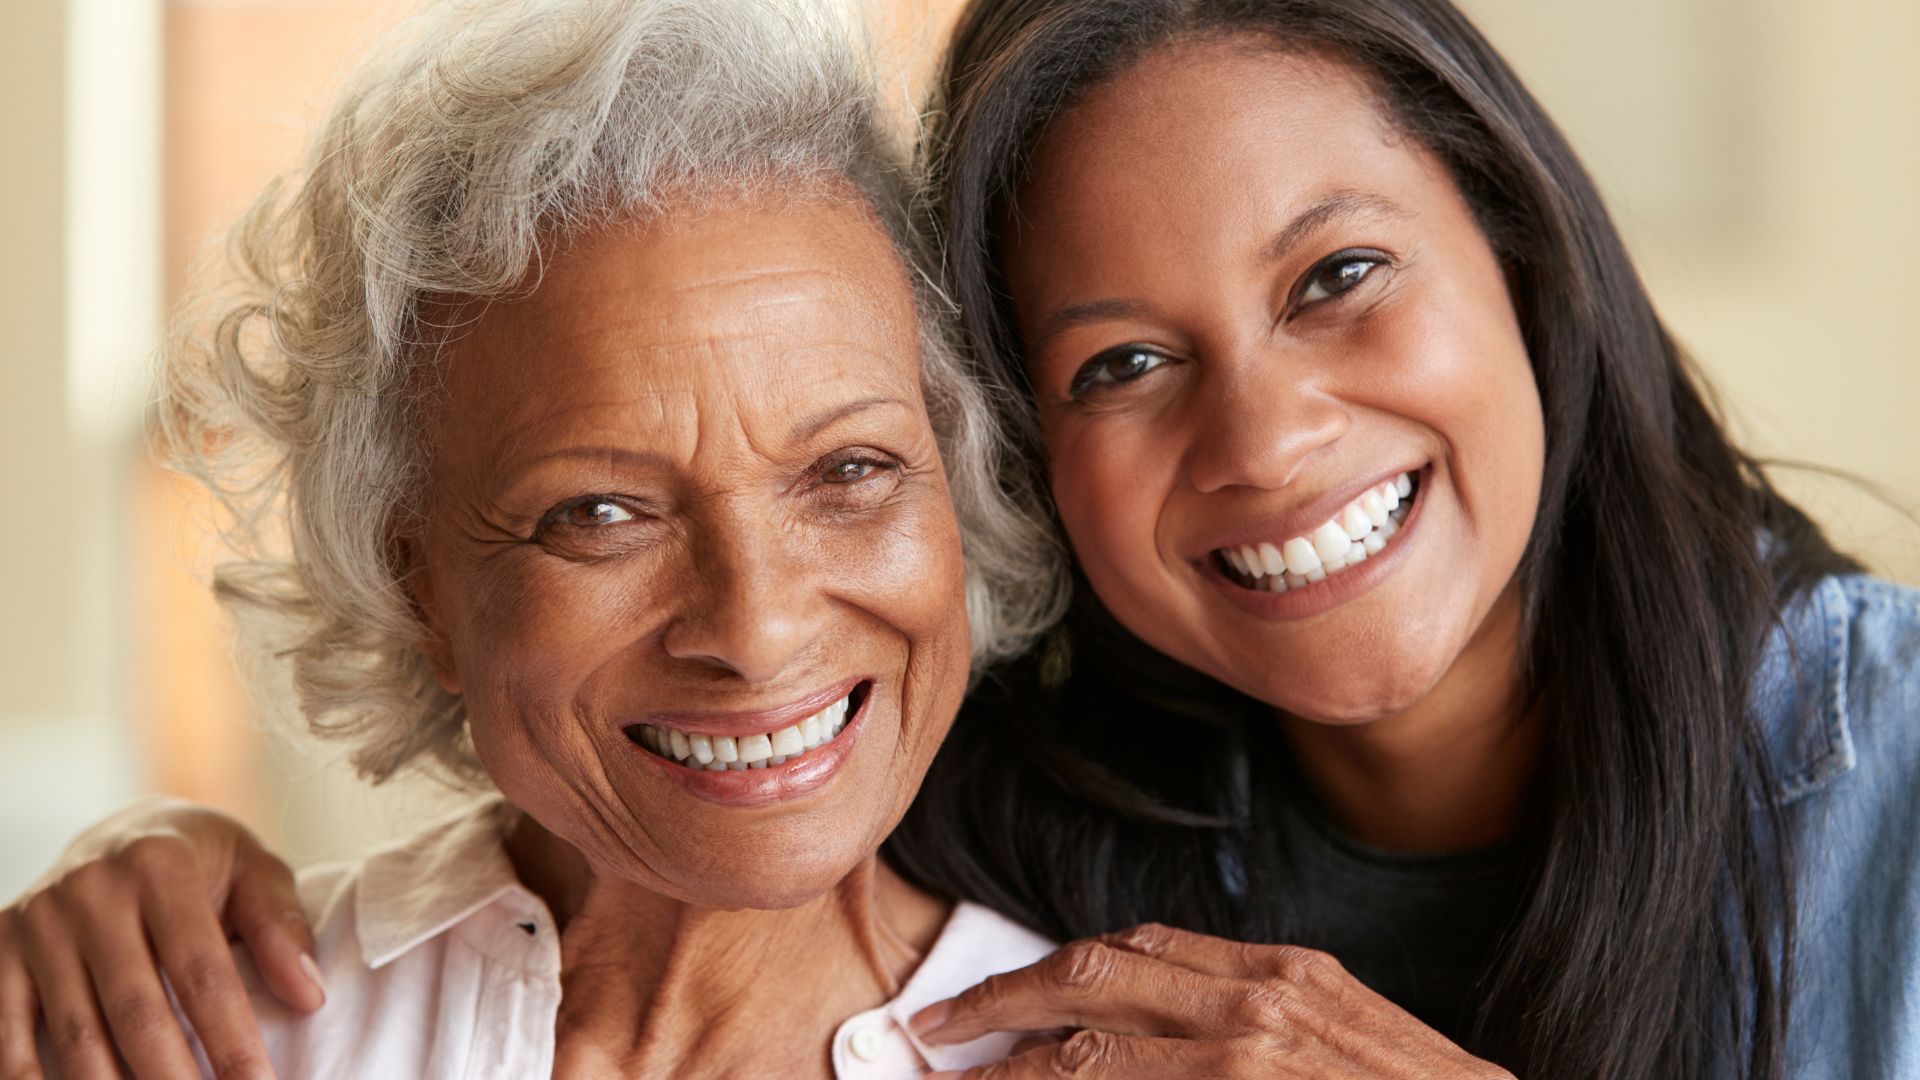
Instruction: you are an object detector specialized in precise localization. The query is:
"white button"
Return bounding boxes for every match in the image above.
[848,1025,884,1063]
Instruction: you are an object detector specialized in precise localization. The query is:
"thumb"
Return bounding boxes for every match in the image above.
[225,844,323,1013]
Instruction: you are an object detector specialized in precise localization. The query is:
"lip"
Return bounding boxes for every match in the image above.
[1198,465,1430,623]
[1185,463,1426,561]
[625,680,875,808]
[629,677,866,738]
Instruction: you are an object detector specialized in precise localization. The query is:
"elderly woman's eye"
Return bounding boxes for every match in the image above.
[552,497,637,529]
[816,453,897,487]
[1297,248,1389,306]
[1069,346,1171,398]
[825,460,878,483]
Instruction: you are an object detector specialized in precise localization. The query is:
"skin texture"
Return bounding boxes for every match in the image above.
[1003,39,1545,855]
[914,924,1511,1080]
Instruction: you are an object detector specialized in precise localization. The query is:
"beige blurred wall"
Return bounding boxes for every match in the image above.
[1,0,1915,891]
[1,0,74,719]
[0,0,151,894]
[1461,0,1920,580]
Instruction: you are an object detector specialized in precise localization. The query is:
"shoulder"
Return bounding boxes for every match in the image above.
[1822,575,1920,745]
[1756,574,1920,804]
[1765,576,1920,1077]
[238,800,561,1078]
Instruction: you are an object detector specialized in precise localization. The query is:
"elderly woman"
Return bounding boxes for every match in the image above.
[18,0,1078,1075]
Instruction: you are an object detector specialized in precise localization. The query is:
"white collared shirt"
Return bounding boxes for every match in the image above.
[184,800,1056,1078]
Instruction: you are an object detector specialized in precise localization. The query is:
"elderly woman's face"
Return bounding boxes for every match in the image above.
[411,195,970,909]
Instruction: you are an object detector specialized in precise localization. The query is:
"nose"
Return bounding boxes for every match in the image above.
[661,515,830,683]
[1184,350,1348,494]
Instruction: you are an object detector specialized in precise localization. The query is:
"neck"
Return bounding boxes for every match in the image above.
[1280,583,1542,853]
[505,813,949,1078]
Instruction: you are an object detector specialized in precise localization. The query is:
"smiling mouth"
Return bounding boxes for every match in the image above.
[1215,471,1419,593]
[625,681,870,771]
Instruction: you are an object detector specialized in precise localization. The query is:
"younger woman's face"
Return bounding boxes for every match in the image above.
[1003,38,1545,724]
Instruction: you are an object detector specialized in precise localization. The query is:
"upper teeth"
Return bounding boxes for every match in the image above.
[1217,472,1415,593]
[634,693,852,771]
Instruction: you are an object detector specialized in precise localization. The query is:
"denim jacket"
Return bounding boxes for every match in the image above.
[1762,574,1920,1076]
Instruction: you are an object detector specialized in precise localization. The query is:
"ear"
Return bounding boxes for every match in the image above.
[400,534,463,695]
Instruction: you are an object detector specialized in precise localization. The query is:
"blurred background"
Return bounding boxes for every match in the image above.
[1,0,1915,897]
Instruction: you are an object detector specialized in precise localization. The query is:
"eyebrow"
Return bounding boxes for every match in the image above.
[1026,190,1412,353]
[786,394,912,442]
[489,397,910,507]
[497,396,908,477]
[502,444,677,476]
[1258,189,1411,266]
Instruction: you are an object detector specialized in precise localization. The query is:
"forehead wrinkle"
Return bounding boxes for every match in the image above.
[481,341,913,485]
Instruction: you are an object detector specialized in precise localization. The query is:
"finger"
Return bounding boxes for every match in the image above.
[69,900,207,1080]
[143,882,278,1078]
[927,1029,1222,1080]
[1008,1031,1066,1056]
[223,844,321,1014]
[15,899,120,1080]
[0,917,47,1080]
[910,939,1246,1045]
[1101,922,1326,982]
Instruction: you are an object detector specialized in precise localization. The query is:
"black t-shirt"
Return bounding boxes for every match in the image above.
[1275,804,1525,1043]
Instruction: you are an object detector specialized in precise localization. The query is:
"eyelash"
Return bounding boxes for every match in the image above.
[1068,346,1169,398]
[536,495,647,537]
[536,452,896,528]
[1293,247,1390,308]
[1064,247,1392,400]
[809,450,901,494]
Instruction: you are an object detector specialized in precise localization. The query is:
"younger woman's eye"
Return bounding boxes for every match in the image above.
[1069,346,1171,398]
[1296,248,1389,306]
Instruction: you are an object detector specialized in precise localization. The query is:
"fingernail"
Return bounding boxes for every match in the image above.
[299,952,327,1004]
[909,1000,954,1039]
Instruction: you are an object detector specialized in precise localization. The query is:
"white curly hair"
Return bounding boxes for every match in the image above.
[161,0,1067,785]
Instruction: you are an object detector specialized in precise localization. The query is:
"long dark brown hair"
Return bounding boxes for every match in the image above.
[883,1,1859,1077]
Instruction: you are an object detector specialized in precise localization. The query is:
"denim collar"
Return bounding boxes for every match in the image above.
[1754,576,1857,804]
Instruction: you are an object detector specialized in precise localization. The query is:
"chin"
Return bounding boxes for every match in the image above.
[673,838,877,911]
[1258,647,1449,726]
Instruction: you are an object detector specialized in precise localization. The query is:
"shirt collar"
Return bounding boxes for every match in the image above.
[1754,574,1856,804]
[881,902,1057,1073]
[354,797,530,969]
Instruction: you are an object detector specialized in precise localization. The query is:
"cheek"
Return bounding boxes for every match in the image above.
[1045,418,1177,586]
[1400,286,1545,541]
[843,491,971,729]
[433,549,673,792]
[460,553,672,698]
